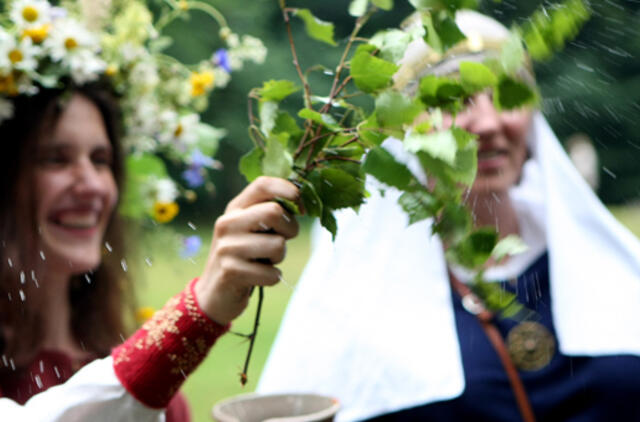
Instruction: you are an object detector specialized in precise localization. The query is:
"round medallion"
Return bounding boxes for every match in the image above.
[506,321,555,371]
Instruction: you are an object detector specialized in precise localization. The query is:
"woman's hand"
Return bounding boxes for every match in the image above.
[194,176,300,325]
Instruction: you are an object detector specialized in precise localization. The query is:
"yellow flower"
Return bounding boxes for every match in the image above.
[178,0,189,11]
[22,24,50,43]
[65,37,79,50]
[136,306,156,324]
[105,64,118,76]
[152,201,179,223]
[8,49,23,64]
[190,70,215,97]
[22,6,39,23]
[0,73,18,96]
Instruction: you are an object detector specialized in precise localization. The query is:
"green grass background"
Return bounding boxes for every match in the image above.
[133,207,640,422]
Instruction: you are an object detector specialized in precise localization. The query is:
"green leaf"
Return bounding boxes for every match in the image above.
[259,101,279,136]
[492,234,529,262]
[298,108,342,132]
[349,0,369,17]
[258,80,301,102]
[320,207,338,240]
[448,227,499,268]
[500,31,526,75]
[358,113,387,147]
[423,11,466,54]
[275,197,301,215]
[375,91,423,129]
[459,61,498,92]
[370,29,412,63]
[371,0,393,10]
[299,178,323,218]
[494,76,537,110]
[404,130,458,165]
[293,9,337,47]
[239,147,265,182]
[419,75,465,110]
[363,147,418,191]
[350,44,399,93]
[398,190,439,224]
[308,167,365,210]
[262,135,293,179]
[433,202,471,243]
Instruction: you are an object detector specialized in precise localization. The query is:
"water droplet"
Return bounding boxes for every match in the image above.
[7,292,11,302]
[9,358,15,371]
[602,166,617,179]
[35,374,43,389]
[144,257,153,267]
[54,366,61,379]
[19,271,25,284]
[1,355,7,367]
[120,259,128,272]
[39,360,44,373]
[188,222,197,230]
[19,290,26,301]
[84,274,92,284]
[7,258,12,268]
[105,242,113,253]
[39,251,46,261]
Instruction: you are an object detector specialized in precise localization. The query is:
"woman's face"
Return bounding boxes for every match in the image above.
[446,92,532,196]
[34,93,118,275]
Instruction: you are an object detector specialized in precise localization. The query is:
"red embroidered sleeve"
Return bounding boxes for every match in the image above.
[111,278,229,409]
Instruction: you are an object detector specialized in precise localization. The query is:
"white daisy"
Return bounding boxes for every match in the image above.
[45,18,99,63]
[0,36,41,73]
[158,112,200,149]
[10,0,52,30]
[0,98,15,124]
[67,49,107,84]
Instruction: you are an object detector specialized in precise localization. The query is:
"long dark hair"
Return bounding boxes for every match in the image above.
[0,83,135,366]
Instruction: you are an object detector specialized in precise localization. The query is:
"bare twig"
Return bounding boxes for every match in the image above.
[239,286,264,386]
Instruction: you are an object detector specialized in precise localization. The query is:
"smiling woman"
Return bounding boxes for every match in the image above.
[0,83,301,422]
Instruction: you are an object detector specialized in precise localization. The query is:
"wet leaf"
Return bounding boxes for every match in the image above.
[239,147,265,182]
[258,80,301,102]
[370,29,412,63]
[398,190,439,224]
[459,61,498,92]
[259,101,279,136]
[262,135,293,179]
[299,178,323,218]
[492,234,529,262]
[298,108,342,132]
[494,76,537,110]
[293,9,337,46]
[350,44,399,93]
[349,0,368,17]
[404,130,458,165]
[363,147,417,190]
[308,167,365,210]
[375,91,423,129]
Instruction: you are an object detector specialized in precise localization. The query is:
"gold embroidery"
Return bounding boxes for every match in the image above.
[135,296,183,350]
[168,336,209,375]
[184,286,219,334]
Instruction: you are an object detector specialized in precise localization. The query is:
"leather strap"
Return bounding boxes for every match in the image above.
[449,272,537,422]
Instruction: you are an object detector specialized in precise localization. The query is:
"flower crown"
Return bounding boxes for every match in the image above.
[0,0,266,224]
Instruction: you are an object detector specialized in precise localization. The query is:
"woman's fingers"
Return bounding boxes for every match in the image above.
[226,176,300,212]
[215,202,299,240]
[215,232,288,265]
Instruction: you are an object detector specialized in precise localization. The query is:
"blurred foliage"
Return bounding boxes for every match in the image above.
[161,0,640,216]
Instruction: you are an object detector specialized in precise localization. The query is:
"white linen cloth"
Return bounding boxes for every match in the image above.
[258,113,640,421]
[0,357,165,421]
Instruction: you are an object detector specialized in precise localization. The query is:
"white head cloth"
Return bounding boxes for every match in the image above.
[259,11,640,422]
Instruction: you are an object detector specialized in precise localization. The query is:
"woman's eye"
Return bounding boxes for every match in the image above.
[38,152,68,166]
[92,150,113,167]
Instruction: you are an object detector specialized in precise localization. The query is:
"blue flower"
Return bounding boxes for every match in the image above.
[213,48,231,73]
[181,235,202,258]
[191,149,215,168]
[182,167,205,188]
